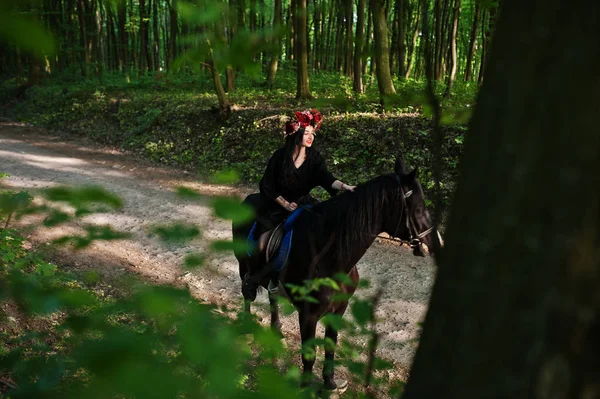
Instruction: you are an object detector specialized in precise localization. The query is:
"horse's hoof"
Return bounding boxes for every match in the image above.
[324,378,348,393]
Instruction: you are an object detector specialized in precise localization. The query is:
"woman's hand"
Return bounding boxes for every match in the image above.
[341,183,356,192]
[285,202,298,212]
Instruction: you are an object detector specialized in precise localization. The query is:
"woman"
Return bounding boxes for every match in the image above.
[243,109,356,299]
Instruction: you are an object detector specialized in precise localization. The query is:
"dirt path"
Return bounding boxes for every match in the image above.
[0,121,436,378]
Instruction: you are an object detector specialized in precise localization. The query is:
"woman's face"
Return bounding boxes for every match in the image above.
[302,126,315,148]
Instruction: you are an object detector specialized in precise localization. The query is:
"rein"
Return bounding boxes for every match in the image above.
[392,180,435,248]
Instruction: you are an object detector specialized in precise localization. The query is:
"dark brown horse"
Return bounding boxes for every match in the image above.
[232,157,438,390]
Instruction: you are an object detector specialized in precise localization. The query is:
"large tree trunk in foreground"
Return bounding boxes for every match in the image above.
[403,1,600,398]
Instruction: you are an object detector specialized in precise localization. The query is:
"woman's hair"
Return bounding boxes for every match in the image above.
[280,127,317,186]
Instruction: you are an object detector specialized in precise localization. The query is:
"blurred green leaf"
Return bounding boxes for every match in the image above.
[183,253,205,269]
[351,300,373,326]
[176,186,204,200]
[0,13,56,55]
[210,239,246,253]
[211,169,240,184]
[213,197,254,223]
[152,223,200,243]
[43,186,123,210]
[43,210,70,227]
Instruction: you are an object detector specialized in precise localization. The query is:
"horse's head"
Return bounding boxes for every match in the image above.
[385,156,440,257]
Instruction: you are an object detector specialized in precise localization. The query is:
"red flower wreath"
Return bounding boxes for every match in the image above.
[284,109,323,136]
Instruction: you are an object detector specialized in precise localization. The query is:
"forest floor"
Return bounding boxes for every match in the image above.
[0,120,437,385]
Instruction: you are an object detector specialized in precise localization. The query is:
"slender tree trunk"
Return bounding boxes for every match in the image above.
[295,0,311,99]
[334,0,344,72]
[443,0,460,97]
[354,0,366,93]
[77,0,88,76]
[129,0,137,69]
[107,3,119,71]
[464,2,480,81]
[370,0,396,101]
[433,0,442,79]
[139,0,152,73]
[397,0,406,77]
[312,0,320,70]
[96,1,105,77]
[363,4,372,76]
[266,0,283,88]
[168,0,177,71]
[390,0,400,74]
[208,55,231,120]
[225,0,236,91]
[117,0,127,72]
[404,2,600,398]
[287,0,295,61]
[344,0,353,75]
[153,0,160,70]
[478,9,488,84]
[405,0,421,78]
[249,0,257,61]
[324,0,334,70]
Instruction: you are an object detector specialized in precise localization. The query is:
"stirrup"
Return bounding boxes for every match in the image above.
[267,279,279,296]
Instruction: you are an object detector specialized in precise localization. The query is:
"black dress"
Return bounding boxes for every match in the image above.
[256,148,337,231]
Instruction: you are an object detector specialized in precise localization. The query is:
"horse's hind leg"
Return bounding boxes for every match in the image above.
[299,310,318,387]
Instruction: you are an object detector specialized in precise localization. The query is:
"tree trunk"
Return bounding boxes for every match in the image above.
[152,0,160,71]
[295,0,311,99]
[208,56,231,120]
[344,0,353,76]
[107,3,120,72]
[287,0,295,61]
[225,0,237,91]
[266,0,282,88]
[370,0,396,101]
[363,3,371,76]
[478,9,488,84]
[312,0,320,70]
[77,0,88,76]
[117,0,127,72]
[405,0,422,79]
[167,0,177,71]
[464,2,480,82]
[397,0,406,77]
[249,0,257,61]
[128,0,137,69]
[390,0,400,74]
[403,1,600,398]
[443,0,459,97]
[433,0,442,80]
[334,0,344,72]
[96,0,105,77]
[353,0,366,93]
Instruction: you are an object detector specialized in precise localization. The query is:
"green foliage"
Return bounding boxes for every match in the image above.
[0,70,470,216]
[151,223,201,243]
[1,178,410,397]
[0,3,56,56]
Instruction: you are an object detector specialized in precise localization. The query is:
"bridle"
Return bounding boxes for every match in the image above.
[392,178,435,249]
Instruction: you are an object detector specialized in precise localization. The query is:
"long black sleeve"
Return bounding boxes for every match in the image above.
[259,149,283,200]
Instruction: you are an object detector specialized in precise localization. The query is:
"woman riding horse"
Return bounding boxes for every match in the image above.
[242,109,356,301]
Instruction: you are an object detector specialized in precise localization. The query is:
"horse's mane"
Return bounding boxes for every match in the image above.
[309,174,403,265]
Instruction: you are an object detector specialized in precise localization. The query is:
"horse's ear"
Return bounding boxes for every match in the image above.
[394,154,407,175]
[405,167,418,182]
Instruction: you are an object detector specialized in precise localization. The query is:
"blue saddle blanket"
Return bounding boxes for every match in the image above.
[246,207,308,272]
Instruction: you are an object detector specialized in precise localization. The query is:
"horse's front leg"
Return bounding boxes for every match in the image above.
[268,292,282,337]
[323,304,349,391]
[299,310,318,387]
